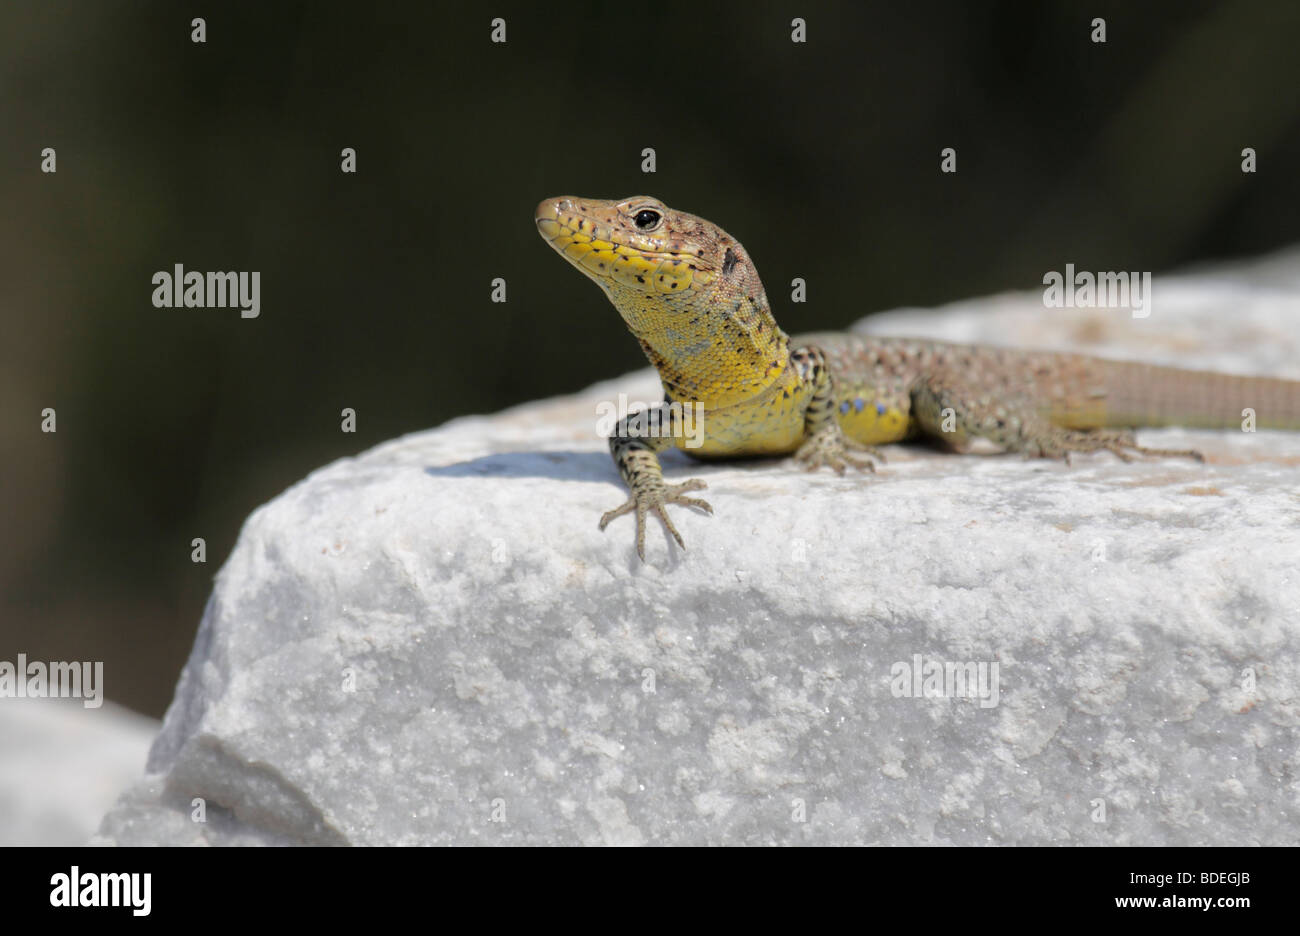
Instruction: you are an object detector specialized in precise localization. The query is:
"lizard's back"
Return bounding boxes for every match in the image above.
[801,333,1300,442]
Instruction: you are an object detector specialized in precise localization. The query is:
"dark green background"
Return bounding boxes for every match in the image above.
[3,0,1298,717]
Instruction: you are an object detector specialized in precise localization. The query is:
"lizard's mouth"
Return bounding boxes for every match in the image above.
[535,196,713,296]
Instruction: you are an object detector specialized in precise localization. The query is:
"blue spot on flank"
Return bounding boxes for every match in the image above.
[839,401,850,414]
[875,401,887,415]
[853,397,865,413]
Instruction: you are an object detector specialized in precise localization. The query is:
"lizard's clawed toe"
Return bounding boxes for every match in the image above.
[600,477,712,561]
[795,426,882,476]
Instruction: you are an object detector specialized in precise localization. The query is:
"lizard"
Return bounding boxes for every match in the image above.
[535,195,1300,560]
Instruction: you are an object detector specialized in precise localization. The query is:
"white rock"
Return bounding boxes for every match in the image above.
[0,700,157,845]
[96,251,1300,845]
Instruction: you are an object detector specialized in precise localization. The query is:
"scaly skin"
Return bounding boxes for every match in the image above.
[535,195,1300,560]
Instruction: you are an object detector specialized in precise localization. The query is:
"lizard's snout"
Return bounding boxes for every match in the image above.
[534,194,713,296]
[534,197,561,223]
[534,197,571,242]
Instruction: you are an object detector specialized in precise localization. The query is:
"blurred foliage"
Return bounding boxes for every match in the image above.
[2,0,1298,715]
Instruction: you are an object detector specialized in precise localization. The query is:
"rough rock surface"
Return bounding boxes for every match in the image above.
[97,252,1300,844]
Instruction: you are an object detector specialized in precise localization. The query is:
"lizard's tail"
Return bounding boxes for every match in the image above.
[1101,360,1300,431]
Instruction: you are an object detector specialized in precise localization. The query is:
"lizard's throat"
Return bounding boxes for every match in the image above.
[609,287,790,407]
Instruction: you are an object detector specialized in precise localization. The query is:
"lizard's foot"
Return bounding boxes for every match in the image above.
[599,478,713,561]
[1026,428,1205,465]
[793,426,884,475]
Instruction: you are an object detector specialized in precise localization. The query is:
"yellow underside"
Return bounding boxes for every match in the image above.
[838,404,913,445]
[680,380,915,458]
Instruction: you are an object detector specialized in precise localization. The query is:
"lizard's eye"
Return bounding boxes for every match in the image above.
[633,209,662,230]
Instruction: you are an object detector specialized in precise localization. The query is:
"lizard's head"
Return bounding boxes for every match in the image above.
[535,195,785,406]
[535,196,760,305]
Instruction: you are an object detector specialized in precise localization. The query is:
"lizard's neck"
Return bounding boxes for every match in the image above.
[606,272,791,408]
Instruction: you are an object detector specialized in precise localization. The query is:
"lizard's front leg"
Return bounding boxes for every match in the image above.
[789,345,886,473]
[600,403,713,561]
